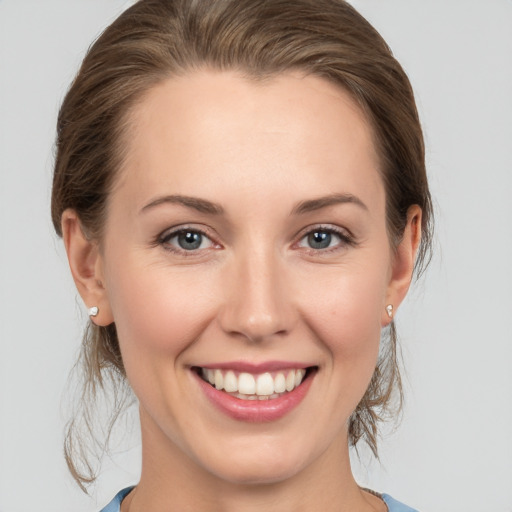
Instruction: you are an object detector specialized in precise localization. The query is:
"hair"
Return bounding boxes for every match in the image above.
[51,0,433,491]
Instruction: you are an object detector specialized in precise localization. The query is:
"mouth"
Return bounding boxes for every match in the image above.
[192,366,317,401]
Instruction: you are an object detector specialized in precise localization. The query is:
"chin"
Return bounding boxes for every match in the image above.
[211,459,302,486]
[195,435,314,486]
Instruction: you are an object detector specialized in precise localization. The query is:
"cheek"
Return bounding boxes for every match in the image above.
[299,262,388,373]
[104,258,217,371]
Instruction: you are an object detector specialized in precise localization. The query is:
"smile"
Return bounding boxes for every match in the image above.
[192,364,317,422]
[198,367,308,400]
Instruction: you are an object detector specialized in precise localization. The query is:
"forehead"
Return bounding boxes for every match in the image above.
[114,70,384,216]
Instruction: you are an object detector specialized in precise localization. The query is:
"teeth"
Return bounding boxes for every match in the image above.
[294,369,306,387]
[285,371,295,392]
[274,372,286,393]
[200,367,309,398]
[238,373,256,394]
[224,370,238,392]
[214,369,224,390]
[256,373,274,395]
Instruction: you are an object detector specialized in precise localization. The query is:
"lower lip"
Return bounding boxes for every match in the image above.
[193,370,315,423]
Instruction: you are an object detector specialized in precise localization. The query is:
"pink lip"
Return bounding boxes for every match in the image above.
[192,367,316,423]
[197,360,312,373]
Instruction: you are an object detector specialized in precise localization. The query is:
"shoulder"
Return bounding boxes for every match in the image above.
[382,493,420,512]
[99,487,135,512]
[98,487,418,512]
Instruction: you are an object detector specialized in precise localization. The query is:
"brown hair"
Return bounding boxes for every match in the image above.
[52,0,433,490]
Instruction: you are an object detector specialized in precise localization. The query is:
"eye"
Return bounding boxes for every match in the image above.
[304,230,336,250]
[160,228,215,252]
[297,227,352,251]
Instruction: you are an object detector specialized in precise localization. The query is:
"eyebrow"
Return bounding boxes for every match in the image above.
[140,194,224,215]
[140,192,367,216]
[291,193,368,215]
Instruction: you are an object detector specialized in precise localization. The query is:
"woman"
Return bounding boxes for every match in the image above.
[51,0,432,510]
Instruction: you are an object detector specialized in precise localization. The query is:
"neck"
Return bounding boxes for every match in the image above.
[123,408,382,512]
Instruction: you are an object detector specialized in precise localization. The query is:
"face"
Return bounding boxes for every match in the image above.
[90,70,411,485]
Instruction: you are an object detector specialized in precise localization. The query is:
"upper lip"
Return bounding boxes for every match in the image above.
[194,361,315,373]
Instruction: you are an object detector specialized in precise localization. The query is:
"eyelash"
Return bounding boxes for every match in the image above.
[295,224,356,255]
[157,226,219,256]
[156,224,356,257]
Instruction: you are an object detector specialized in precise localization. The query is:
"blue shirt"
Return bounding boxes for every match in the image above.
[100,486,419,511]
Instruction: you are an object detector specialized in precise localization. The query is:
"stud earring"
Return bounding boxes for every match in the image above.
[386,304,393,318]
[88,306,99,317]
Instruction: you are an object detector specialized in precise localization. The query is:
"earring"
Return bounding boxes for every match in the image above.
[88,306,99,317]
[386,304,393,318]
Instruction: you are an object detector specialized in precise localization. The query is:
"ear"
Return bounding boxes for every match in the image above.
[61,209,114,326]
[382,205,422,326]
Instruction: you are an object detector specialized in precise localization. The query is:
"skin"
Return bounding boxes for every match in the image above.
[63,70,421,512]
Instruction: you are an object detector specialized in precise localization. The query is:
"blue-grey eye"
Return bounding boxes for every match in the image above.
[178,231,203,250]
[164,230,214,251]
[308,231,332,249]
[298,229,345,250]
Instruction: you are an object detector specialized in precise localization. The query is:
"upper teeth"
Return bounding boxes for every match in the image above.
[201,368,307,396]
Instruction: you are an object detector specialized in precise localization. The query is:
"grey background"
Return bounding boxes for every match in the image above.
[1,0,511,510]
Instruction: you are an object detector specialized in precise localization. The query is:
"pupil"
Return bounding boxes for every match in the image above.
[308,231,331,249]
[178,231,202,250]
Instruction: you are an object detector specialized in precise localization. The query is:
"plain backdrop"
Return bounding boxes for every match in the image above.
[1,1,511,511]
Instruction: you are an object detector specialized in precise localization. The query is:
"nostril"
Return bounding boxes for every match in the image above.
[217,270,296,342]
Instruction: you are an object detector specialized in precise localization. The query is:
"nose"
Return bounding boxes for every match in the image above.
[218,246,296,344]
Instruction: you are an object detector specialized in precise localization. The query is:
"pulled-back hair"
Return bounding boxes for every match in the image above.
[52,0,433,491]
